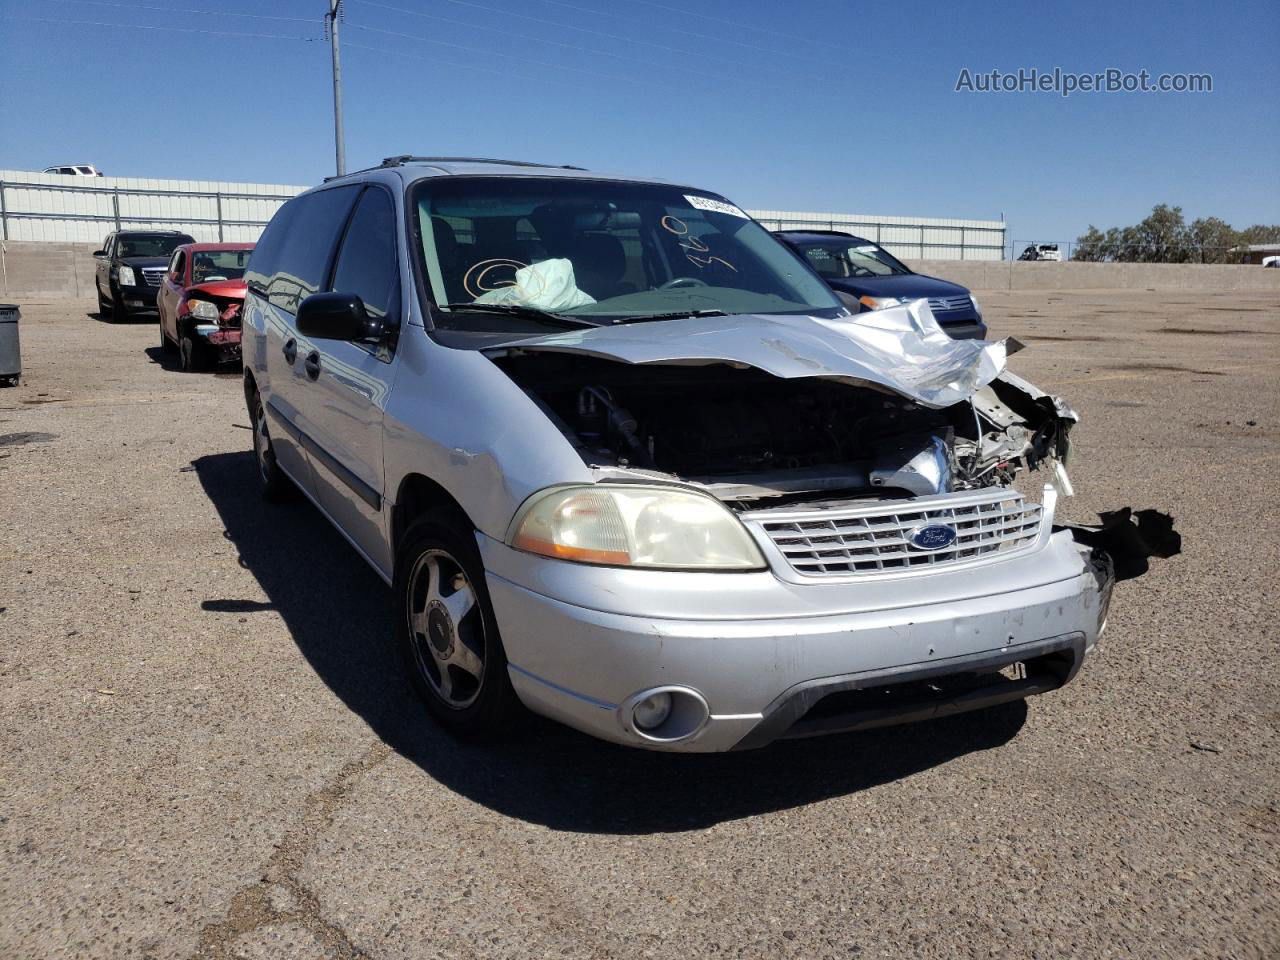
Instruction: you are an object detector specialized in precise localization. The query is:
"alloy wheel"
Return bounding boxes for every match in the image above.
[405,549,485,709]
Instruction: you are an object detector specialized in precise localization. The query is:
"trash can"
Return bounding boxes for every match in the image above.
[0,304,20,387]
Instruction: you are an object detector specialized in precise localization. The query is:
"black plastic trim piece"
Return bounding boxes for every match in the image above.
[731,633,1086,751]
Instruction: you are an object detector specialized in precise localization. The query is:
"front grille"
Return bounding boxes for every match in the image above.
[752,488,1043,577]
[141,267,165,287]
[927,294,972,313]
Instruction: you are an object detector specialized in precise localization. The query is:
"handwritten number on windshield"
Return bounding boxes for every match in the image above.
[660,215,737,272]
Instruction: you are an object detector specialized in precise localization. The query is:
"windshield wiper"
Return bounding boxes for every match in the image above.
[438,302,601,329]
[610,309,729,324]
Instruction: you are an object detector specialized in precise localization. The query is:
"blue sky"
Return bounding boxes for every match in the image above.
[1,0,1276,245]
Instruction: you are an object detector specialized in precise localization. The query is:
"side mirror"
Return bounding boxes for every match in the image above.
[296,292,384,342]
[92,250,106,257]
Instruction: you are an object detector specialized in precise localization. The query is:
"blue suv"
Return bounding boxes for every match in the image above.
[774,230,987,339]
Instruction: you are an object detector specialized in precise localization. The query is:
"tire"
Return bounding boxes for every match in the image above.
[109,285,127,323]
[250,389,295,502]
[395,516,518,740]
[97,287,111,318]
[179,333,207,372]
[159,319,176,354]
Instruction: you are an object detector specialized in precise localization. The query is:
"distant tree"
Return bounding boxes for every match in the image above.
[1131,204,1189,262]
[1073,226,1107,260]
[1072,204,1260,263]
[1233,224,1280,261]
[1186,217,1238,263]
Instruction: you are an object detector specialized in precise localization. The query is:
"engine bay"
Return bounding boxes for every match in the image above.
[493,352,1076,508]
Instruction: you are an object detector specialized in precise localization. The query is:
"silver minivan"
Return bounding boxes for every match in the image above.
[241,157,1176,752]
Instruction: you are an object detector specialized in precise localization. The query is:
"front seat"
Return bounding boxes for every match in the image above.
[566,233,633,301]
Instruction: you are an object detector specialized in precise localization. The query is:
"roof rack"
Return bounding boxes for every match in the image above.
[325,155,587,182]
[773,228,861,238]
[379,155,586,170]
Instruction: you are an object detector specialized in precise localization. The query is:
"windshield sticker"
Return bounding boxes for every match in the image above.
[855,245,879,253]
[684,195,748,219]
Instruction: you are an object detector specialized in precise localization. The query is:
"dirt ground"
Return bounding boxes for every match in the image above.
[1,290,1277,960]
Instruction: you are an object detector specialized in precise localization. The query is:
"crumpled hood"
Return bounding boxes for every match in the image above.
[486,300,1007,409]
[187,278,246,300]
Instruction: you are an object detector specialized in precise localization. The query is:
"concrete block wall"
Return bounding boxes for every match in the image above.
[1,241,100,300]
[906,259,1280,292]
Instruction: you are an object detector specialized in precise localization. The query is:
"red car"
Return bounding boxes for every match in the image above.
[156,242,254,371]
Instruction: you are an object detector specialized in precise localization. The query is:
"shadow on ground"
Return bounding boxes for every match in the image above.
[195,450,1027,834]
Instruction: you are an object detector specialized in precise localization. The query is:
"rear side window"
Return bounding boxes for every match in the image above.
[244,202,296,294]
[330,187,399,325]
[267,186,359,314]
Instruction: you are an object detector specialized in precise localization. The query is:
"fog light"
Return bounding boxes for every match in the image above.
[632,692,672,730]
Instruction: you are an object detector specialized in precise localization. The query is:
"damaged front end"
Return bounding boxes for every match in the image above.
[487,302,1179,580]
[482,301,1180,748]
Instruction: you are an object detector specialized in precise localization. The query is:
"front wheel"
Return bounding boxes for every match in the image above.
[159,320,176,354]
[179,333,207,372]
[109,285,126,323]
[395,517,518,739]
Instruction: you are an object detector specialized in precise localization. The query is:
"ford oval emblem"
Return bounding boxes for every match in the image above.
[909,524,957,551]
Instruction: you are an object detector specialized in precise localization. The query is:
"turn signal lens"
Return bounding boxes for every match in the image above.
[510,485,766,570]
[858,295,906,311]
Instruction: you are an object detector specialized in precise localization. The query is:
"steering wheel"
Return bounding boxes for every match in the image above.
[659,277,709,290]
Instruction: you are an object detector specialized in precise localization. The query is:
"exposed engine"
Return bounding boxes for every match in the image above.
[494,353,1076,507]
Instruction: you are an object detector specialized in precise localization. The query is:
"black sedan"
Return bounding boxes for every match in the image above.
[774,230,987,339]
[93,230,195,322]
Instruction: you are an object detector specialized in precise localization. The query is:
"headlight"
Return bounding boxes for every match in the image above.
[857,295,907,311]
[117,265,136,286]
[969,293,982,317]
[186,299,220,320]
[509,485,766,570]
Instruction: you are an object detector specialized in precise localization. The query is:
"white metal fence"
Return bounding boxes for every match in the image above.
[749,209,1007,261]
[0,170,1007,261]
[0,170,306,245]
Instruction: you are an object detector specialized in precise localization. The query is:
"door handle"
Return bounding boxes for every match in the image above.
[282,338,297,365]
[303,350,321,381]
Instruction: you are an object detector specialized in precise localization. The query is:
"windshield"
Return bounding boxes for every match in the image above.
[412,178,841,330]
[118,234,190,258]
[192,249,252,283]
[797,240,911,279]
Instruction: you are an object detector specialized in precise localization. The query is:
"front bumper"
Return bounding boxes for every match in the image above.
[480,528,1112,752]
[192,323,242,360]
[117,284,158,310]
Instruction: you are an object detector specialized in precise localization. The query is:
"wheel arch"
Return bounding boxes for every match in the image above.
[391,473,475,565]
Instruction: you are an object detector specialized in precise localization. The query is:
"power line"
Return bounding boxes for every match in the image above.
[607,0,850,53]
[529,0,801,56]
[44,0,319,24]
[350,21,659,87]
[353,0,772,89]
[346,40,580,90]
[1,15,321,41]
[346,24,763,121]
[358,0,719,63]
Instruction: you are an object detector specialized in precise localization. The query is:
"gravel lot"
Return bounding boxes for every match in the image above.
[1,291,1277,960]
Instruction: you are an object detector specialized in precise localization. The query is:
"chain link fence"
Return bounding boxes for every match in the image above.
[1009,239,1275,264]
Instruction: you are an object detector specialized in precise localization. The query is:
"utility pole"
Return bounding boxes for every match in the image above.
[327,0,346,177]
